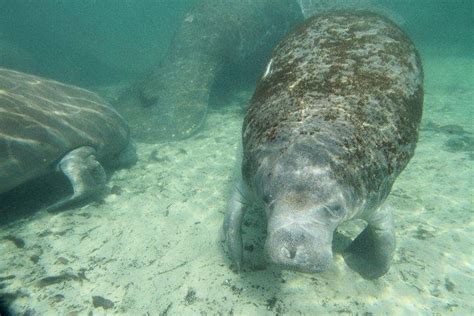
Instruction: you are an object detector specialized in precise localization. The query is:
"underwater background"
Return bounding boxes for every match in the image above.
[0,0,472,314]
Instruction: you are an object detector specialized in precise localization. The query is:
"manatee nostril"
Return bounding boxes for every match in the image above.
[281,246,297,259]
[289,248,296,259]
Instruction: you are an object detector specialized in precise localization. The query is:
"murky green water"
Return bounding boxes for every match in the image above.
[0,1,472,315]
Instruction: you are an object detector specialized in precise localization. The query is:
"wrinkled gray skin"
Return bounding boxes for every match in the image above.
[0,68,137,211]
[122,0,303,140]
[224,12,423,279]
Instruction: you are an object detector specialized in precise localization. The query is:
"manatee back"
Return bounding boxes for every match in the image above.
[243,12,423,208]
[0,68,130,193]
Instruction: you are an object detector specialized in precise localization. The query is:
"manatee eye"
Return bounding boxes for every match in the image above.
[323,204,345,219]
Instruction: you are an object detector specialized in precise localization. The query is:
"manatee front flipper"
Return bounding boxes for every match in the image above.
[343,206,396,279]
[223,181,249,271]
[46,146,106,212]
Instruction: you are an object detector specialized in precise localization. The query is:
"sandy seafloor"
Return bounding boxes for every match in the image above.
[0,54,473,315]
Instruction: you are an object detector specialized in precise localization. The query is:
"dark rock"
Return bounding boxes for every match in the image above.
[92,295,114,309]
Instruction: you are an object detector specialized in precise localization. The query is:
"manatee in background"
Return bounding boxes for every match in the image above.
[119,0,303,140]
[0,68,137,211]
[224,11,423,279]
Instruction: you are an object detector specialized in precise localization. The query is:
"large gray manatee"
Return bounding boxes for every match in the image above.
[123,0,303,140]
[224,11,423,279]
[0,68,137,211]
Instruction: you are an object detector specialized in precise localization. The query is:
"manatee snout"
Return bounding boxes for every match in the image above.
[265,223,333,273]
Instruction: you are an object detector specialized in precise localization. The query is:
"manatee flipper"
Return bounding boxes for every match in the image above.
[223,180,249,271]
[46,146,107,212]
[343,206,396,279]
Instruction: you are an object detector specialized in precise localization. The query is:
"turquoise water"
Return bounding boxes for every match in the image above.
[0,1,472,315]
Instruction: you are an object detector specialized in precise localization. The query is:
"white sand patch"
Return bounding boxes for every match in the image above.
[1,57,473,315]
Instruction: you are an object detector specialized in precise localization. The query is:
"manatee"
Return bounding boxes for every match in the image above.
[224,11,423,279]
[121,0,303,140]
[0,68,137,211]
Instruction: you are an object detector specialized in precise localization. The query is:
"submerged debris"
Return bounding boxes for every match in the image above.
[445,278,455,292]
[0,275,15,282]
[184,288,197,305]
[92,295,115,309]
[160,303,173,316]
[51,294,65,303]
[37,273,80,288]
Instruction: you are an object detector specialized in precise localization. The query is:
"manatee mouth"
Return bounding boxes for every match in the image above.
[264,225,333,273]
